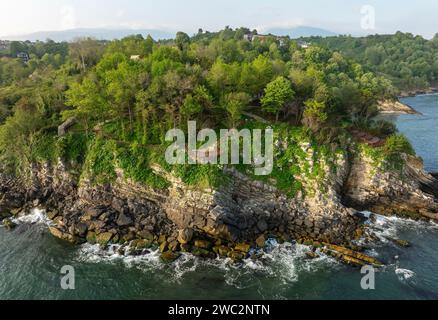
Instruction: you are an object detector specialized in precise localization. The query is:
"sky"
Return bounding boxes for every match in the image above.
[1,0,438,38]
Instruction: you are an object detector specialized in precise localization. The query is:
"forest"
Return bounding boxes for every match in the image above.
[307,32,438,92]
[0,27,415,195]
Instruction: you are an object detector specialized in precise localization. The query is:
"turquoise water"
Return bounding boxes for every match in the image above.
[1,95,438,300]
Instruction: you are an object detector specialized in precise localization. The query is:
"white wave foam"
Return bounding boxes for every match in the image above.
[76,242,163,270]
[12,208,52,226]
[74,239,339,289]
[364,213,438,247]
[395,268,416,283]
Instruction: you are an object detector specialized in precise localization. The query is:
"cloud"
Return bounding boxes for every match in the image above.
[60,5,77,30]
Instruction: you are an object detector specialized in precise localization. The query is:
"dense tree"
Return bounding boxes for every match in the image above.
[261,76,294,121]
[0,27,411,176]
[309,32,438,92]
[69,38,104,72]
[176,32,191,51]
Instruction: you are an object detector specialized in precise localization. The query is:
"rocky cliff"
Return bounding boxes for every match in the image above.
[343,152,438,220]
[1,145,437,262]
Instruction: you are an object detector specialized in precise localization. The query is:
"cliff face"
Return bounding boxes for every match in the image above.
[1,145,437,249]
[344,152,438,220]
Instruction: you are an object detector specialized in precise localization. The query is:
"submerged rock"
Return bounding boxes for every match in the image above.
[2,218,17,230]
[160,251,180,263]
[324,244,383,267]
[391,239,411,248]
[0,211,12,220]
[306,251,319,259]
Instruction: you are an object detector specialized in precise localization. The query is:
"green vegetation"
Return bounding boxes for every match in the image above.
[359,133,415,174]
[307,32,438,92]
[0,28,417,192]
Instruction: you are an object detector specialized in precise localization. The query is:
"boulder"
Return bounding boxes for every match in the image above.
[131,239,152,250]
[86,231,97,244]
[392,239,411,247]
[180,244,191,252]
[177,228,194,244]
[235,243,251,253]
[99,212,114,222]
[0,211,11,220]
[325,244,383,267]
[121,232,136,243]
[2,218,17,230]
[137,230,155,241]
[74,223,88,237]
[192,247,213,258]
[47,211,59,220]
[256,235,266,248]
[158,234,167,244]
[116,213,133,227]
[257,220,268,232]
[214,245,231,257]
[84,207,104,219]
[168,240,179,252]
[228,251,245,261]
[49,227,76,243]
[160,251,180,263]
[96,232,113,246]
[159,241,168,253]
[194,240,212,249]
[306,251,319,259]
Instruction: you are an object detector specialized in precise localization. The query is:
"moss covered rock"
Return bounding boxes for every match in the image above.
[86,231,97,244]
[235,243,251,253]
[96,232,113,246]
[2,218,17,230]
[160,251,181,263]
[194,240,212,249]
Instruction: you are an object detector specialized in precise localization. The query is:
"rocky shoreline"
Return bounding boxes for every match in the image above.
[398,87,438,99]
[378,99,419,115]
[1,146,438,266]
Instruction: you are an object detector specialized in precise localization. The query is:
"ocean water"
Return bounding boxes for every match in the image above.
[395,94,438,172]
[1,95,438,300]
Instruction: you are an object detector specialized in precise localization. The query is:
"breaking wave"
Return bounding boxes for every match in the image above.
[364,212,438,246]
[74,238,339,292]
[12,208,52,226]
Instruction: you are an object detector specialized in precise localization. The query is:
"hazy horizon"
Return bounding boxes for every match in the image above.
[1,0,438,40]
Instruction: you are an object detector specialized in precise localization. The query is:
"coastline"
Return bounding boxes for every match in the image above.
[378,88,438,115]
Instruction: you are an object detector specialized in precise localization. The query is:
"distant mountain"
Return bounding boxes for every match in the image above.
[264,26,338,38]
[3,28,176,42]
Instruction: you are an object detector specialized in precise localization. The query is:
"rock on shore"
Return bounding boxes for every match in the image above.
[377,99,419,115]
